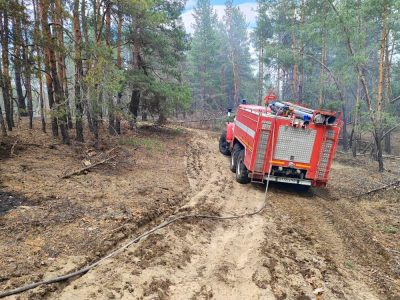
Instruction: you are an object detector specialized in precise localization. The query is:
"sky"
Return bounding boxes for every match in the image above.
[181,0,258,34]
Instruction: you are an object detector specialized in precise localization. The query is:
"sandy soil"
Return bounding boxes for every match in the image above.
[0,126,399,299]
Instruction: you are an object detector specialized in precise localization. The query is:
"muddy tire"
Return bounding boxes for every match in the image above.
[219,131,231,156]
[230,143,241,173]
[236,150,251,184]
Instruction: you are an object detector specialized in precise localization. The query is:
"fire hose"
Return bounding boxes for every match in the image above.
[0,117,277,298]
[0,183,272,298]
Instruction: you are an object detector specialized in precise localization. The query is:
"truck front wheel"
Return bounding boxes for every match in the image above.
[236,150,251,184]
[219,131,231,156]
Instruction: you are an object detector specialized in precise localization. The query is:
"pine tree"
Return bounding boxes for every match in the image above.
[224,0,254,107]
[254,0,400,171]
[187,0,222,111]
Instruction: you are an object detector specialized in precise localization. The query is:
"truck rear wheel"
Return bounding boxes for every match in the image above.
[236,150,251,184]
[219,131,231,156]
[230,143,241,173]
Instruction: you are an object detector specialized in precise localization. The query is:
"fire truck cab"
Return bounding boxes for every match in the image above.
[219,99,341,187]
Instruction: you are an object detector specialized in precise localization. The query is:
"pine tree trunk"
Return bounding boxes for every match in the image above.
[0,56,7,136]
[74,0,84,142]
[318,36,326,107]
[374,129,384,172]
[349,0,362,157]
[0,10,13,131]
[41,0,69,143]
[39,0,58,137]
[341,102,349,151]
[115,10,122,134]
[298,0,304,103]
[383,29,392,154]
[106,4,115,135]
[157,97,167,124]
[34,0,46,132]
[129,89,140,128]
[39,71,46,132]
[375,0,387,170]
[80,0,93,133]
[291,4,298,100]
[221,65,227,107]
[330,0,384,171]
[55,0,70,143]
[21,28,34,129]
[50,47,70,144]
[25,54,34,129]
[0,103,6,137]
[281,68,286,100]
[130,36,141,128]
[13,10,27,117]
[142,111,148,121]
[90,0,106,139]
[233,61,240,106]
[92,117,99,140]
[351,80,360,157]
[257,47,263,105]
[62,42,72,130]
[277,66,280,99]
[10,93,14,127]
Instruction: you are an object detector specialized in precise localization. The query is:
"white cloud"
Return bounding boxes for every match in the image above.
[181,2,257,34]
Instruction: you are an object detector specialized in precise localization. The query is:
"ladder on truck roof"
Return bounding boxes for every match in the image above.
[251,113,273,183]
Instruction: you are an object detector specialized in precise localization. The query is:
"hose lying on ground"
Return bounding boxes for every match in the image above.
[0,118,279,298]
[0,172,273,298]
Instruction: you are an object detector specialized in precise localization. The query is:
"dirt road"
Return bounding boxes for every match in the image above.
[1,127,399,299]
[46,130,399,299]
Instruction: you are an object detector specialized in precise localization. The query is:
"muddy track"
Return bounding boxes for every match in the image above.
[26,129,397,299]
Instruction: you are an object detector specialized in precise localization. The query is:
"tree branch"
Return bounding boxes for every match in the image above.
[389,95,400,104]
[302,51,346,103]
[382,124,400,140]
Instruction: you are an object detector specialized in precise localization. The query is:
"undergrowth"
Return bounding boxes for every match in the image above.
[119,137,162,150]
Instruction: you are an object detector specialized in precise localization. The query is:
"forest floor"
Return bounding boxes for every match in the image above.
[0,123,399,300]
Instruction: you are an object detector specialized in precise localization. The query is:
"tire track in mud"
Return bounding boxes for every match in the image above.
[171,131,356,299]
[48,129,265,300]
[185,140,205,192]
[262,189,390,299]
[180,130,385,299]
[183,133,233,213]
[167,130,275,299]
[300,195,399,299]
[47,129,390,300]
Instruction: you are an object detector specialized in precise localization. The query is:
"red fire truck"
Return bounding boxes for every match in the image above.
[219,99,341,188]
